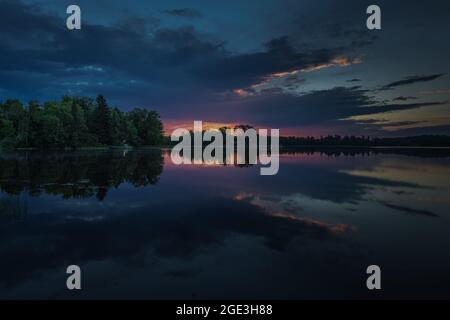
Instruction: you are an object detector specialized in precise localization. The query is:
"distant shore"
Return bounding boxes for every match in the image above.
[2,144,450,152]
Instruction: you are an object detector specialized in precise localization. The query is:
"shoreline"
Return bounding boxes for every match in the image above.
[2,145,450,152]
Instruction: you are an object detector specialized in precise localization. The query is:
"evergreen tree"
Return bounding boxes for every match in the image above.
[110,107,124,145]
[28,100,43,148]
[70,101,81,149]
[142,111,164,145]
[93,95,112,145]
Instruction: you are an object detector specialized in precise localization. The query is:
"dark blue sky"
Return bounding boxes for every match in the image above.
[1,0,449,136]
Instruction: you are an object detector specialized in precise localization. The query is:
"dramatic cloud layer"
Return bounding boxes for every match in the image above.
[1,0,450,136]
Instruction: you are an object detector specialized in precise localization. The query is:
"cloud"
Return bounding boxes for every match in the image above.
[300,56,362,73]
[419,89,450,95]
[392,96,417,101]
[381,120,426,128]
[383,124,450,136]
[382,74,445,90]
[191,36,368,95]
[379,201,439,217]
[164,8,203,18]
[206,86,443,131]
[0,1,371,106]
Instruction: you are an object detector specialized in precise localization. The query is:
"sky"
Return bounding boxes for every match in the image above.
[0,0,449,136]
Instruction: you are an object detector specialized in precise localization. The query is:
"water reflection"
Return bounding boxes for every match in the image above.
[0,148,449,299]
[0,149,164,200]
[0,194,27,224]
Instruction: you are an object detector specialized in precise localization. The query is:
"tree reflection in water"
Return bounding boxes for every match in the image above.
[0,149,164,201]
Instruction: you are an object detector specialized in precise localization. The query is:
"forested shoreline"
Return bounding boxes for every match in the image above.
[2,95,450,150]
[0,95,164,150]
[279,135,450,147]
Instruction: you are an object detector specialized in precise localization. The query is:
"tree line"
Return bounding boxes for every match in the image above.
[280,135,450,147]
[0,95,164,149]
[164,126,450,148]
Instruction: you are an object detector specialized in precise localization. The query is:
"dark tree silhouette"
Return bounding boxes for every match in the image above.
[0,95,164,150]
[93,95,112,145]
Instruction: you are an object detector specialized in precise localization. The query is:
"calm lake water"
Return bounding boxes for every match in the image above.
[0,148,449,299]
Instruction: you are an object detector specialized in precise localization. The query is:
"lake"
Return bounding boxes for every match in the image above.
[0,148,449,299]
